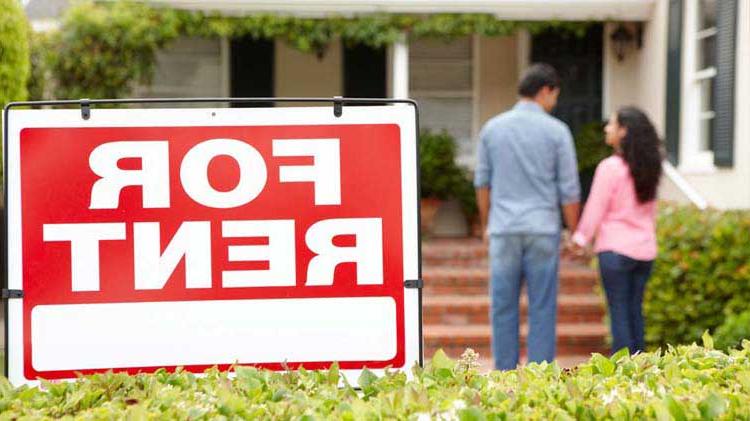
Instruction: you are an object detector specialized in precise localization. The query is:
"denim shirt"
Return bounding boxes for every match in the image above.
[474,101,580,235]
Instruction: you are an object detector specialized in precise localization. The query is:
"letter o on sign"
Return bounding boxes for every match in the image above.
[180,138,268,208]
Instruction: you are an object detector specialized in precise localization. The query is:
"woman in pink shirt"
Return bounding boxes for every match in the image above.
[572,107,662,355]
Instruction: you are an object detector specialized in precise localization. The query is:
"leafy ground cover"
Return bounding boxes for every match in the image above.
[1,334,749,419]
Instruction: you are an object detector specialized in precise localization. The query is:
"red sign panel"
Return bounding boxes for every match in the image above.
[15,121,408,381]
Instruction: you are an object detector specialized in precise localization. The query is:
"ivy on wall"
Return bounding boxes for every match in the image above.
[32,1,592,101]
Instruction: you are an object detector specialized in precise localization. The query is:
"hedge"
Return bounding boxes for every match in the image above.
[645,204,750,348]
[1,338,750,419]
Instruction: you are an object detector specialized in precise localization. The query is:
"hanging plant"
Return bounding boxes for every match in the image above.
[32,1,593,101]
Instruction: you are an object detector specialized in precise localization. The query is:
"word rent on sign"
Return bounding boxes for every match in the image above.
[44,138,383,292]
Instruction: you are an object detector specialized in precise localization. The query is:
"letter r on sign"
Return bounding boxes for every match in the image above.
[305,218,383,286]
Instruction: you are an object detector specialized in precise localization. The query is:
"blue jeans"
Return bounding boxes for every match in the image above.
[489,234,560,370]
[598,251,653,355]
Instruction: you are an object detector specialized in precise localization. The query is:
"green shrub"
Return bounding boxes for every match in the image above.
[2,341,750,419]
[715,310,750,351]
[49,1,181,100]
[645,204,750,348]
[27,31,54,102]
[0,0,30,107]
[419,130,477,219]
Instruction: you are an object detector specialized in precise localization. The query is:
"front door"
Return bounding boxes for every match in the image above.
[531,24,603,135]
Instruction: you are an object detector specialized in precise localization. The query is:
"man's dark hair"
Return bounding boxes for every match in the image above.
[518,63,560,98]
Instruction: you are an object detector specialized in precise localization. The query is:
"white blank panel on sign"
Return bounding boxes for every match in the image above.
[31,297,397,371]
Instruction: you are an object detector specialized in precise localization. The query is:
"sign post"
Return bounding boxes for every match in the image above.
[2,98,422,386]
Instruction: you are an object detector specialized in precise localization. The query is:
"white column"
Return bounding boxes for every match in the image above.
[220,37,231,99]
[516,29,531,78]
[390,33,409,98]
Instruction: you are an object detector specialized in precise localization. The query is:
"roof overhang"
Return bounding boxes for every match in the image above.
[143,0,656,21]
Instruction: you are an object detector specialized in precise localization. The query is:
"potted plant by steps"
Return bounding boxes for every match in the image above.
[419,130,477,237]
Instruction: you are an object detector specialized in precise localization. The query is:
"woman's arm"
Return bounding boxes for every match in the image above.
[572,158,618,247]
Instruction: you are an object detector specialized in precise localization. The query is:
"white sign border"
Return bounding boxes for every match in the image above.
[4,104,421,386]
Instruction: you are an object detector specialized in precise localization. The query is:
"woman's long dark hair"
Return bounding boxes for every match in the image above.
[616,107,663,203]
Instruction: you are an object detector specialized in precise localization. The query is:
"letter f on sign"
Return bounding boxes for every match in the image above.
[273,139,341,205]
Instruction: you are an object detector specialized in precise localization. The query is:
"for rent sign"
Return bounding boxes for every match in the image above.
[3,104,420,385]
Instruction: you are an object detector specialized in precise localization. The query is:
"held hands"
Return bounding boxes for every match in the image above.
[562,230,593,262]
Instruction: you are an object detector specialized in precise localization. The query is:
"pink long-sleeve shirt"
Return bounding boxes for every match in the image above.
[572,155,657,261]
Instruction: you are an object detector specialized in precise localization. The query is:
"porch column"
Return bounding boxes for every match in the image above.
[390,33,409,98]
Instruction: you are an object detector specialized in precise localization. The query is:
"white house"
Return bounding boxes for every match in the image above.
[26,0,750,209]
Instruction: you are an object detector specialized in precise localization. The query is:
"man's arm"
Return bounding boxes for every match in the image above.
[476,186,490,237]
[562,201,580,234]
[557,127,581,232]
[474,126,492,240]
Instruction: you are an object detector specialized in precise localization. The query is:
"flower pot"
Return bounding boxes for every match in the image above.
[420,197,442,236]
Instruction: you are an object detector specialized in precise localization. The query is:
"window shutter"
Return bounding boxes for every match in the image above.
[712,0,737,167]
[665,0,683,165]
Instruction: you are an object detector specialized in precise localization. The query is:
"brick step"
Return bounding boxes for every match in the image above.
[422,266,599,295]
[422,239,486,261]
[423,294,605,325]
[421,239,582,267]
[423,257,489,268]
[423,323,609,358]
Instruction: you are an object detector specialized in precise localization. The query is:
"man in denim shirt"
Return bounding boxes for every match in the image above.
[474,63,581,370]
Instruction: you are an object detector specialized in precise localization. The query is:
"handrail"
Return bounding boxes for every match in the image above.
[661,161,709,210]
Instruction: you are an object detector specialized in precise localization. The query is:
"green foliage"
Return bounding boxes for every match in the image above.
[419,130,477,218]
[714,311,750,351]
[0,0,30,187]
[3,343,750,418]
[574,121,611,172]
[32,1,591,100]
[48,1,182,100]
[0,0,30,107]
[27,32,55,102]
[645,204,750,348]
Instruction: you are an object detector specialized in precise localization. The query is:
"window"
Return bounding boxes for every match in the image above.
[677,0,737,171]
[694,0,717,152]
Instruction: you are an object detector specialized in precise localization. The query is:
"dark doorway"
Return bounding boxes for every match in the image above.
[230,37,274,107]
[531,25,603,135]
[532,25,604,203]
[343,44,387,98]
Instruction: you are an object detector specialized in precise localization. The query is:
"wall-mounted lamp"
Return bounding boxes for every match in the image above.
[610,23,644,62]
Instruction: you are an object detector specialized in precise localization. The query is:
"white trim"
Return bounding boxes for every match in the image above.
[679,0,717,172]
[391,34,409,99]
[699,111,715,120]
[695,27,717,39]
[141,0,656,21]
[694,67,717,80]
